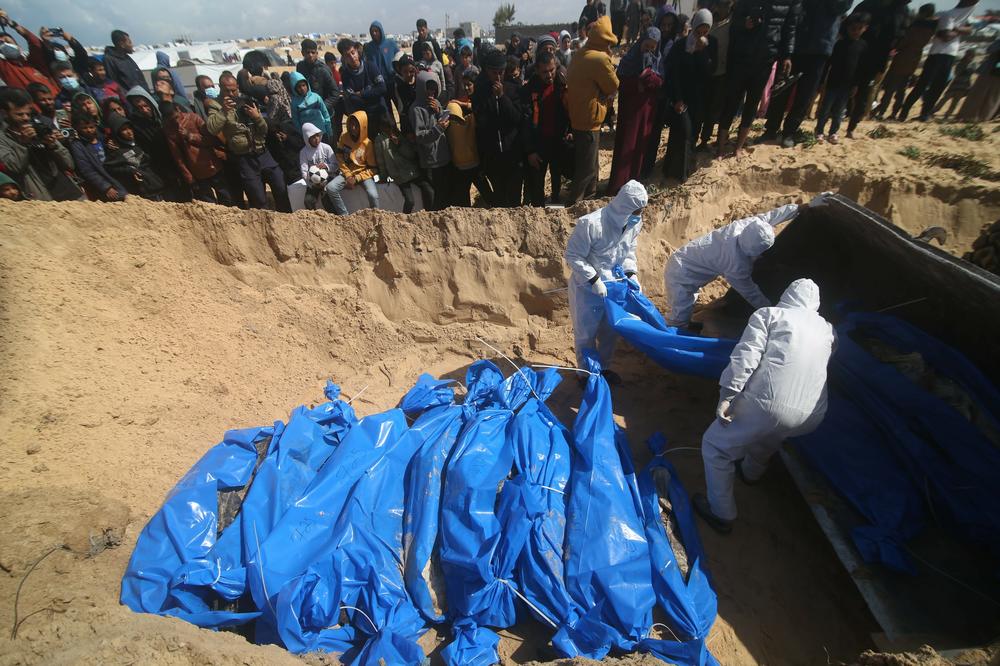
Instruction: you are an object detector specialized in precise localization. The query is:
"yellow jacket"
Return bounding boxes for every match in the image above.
[446,100,479,170]
[338,110,377,182]
[566,16,620,132]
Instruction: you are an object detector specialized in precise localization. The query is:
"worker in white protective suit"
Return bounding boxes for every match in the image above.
[692,278,835,534]
[663,203,801,330]
[564,180,649,380]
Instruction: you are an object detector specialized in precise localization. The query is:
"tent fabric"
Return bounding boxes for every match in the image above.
[123,367,722,666]
[604,268,737,379]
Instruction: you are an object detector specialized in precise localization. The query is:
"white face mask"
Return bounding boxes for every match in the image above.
[53,49,70,62]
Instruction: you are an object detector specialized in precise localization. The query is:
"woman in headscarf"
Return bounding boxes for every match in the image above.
[606,26,662,195]
[662,8,716,182]
[641,9,687,178]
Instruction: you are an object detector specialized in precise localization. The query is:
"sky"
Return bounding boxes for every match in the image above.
[4,0,1000,47]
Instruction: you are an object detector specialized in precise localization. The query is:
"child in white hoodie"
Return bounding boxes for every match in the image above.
[299,123,348,214]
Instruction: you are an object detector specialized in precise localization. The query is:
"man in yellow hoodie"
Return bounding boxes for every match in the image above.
[566,15,619,204]
[329,110,380,211]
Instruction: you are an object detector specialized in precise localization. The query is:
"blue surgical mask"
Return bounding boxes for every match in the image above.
[54,49,70,62]
[204,86,220,99]
[626,214,642,228]
[60,76,81,91]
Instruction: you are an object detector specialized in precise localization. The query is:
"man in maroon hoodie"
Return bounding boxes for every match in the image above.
[0,10,58,96]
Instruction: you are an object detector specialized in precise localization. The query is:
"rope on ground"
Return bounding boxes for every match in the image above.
[10,545,66,640]
[346,383,370,405]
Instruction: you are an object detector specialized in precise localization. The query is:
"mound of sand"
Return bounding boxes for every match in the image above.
[0,119,997,666]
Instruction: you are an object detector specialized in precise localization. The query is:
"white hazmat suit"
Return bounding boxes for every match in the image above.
[565,180,649,367]
[701,278,834,522]
[664,203,800,328]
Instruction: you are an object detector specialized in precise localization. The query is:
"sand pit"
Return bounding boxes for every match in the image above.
[1,119,998,666]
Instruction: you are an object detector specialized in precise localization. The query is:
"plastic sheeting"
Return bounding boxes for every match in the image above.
[604,267,737,379]
[792,312,1000,573]
[123,363,720,666]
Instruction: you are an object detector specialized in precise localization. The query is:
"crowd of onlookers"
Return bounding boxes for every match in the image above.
[0,1,997,209]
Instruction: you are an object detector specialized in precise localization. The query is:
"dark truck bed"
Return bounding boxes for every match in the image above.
[751,195,1000,652]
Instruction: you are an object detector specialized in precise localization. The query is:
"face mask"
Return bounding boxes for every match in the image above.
[54,49,70,62]
[0,43,23,60]
[60,76,81,91]
[204,86,220,99]
[626,214,642,228]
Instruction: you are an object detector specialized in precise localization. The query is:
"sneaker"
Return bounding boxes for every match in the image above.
[692,493,733,534]
[828,134,839,145]
[815,133,826,143]
[781,135,796,148]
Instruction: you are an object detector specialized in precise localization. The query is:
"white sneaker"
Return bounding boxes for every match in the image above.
[816,133,826,143]
[828,134,840,145]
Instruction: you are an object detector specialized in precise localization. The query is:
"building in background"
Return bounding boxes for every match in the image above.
[459,22,482,39]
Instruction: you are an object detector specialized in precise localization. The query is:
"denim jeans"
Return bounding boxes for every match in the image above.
[327,174,379,211]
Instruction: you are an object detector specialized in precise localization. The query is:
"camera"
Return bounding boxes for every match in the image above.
[50,27,64,38]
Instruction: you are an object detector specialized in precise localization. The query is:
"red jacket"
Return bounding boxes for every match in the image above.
[0,28,58,96]
[164,110,226,183]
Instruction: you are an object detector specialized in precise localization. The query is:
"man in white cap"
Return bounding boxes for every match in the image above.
[565,179,649,382]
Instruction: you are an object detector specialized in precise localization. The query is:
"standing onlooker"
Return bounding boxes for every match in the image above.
[410,71,452,210]
[611,0,629,43]
[0,88,81,200]
[641,10,685,179]
[814,13,870,144]
[83,56,126,105]
[364,21,399,120]
[416,19,443,62]
[162,101,232,205]
[623,0,643,47]
[191,75,217,120]
[663,9,717,182]
[846,0,909,135]
[472,49,524,207]
[338,39,389,131]
[297,39,343,136]
[392,55,419,132]
[699,0,734,148]
[566,15,619,203]
[936,48,976,118]
[521,52,570,206]
[289,72,333,139]
[899,0,978,121]
[558,31,575,67]
[415,40,446,93]
[874,3,938,120]
[0,13,58,96]
[447,68,493,207]
[763,0,852,147]
[957,38,999,122]
[608,27,662,195]
[580,0,603,38]
[206,72,289,211]
[103,30,148,93]
[155,51,190,102]
[716,0,801,158]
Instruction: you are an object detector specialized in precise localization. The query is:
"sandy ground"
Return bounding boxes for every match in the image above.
[0,119,998,666]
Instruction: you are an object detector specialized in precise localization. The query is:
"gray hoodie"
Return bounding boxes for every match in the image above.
[408,71,451,169]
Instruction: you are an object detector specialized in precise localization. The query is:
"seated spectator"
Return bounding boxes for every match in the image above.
[103,113,165,200]
[289,72,333,139]
[162,101,232,206]
[338,39,388,129]
[0,171,24,200]
[409,72,452,210]
[373,117,433,214]
[104,30,148,92]
[68,112,126,201]
[0,88,81,200]
[330,110,379,210]
[299,122,347,214]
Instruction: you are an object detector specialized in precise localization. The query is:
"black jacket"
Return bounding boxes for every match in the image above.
[296,59,343,117]
[853,0,909,76]
[472,74,522,159]
[795,0,853,56]
[519,76,569,157]
[729,0,802,67]
[665,36,718,108]
[102,46,148,92]
[340,59,388,123]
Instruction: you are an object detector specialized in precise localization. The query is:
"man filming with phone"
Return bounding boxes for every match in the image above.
[205,71,289,211]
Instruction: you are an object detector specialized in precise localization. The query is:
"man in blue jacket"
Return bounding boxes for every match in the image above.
[763,0,852,146]
[337,39,388,132]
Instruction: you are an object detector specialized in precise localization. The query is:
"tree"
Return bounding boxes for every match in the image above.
[493,3,516,28]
